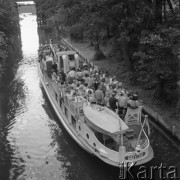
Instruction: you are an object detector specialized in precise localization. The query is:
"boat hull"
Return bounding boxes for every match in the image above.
[37,62,154,168]
[38,64,93,154]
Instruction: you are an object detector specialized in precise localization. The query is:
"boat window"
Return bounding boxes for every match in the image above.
[65,107,68,117]
[93,143,96,147]
[55,93,58,101]
[86,133,89,139]
[60,56,63,68]
[68,54,74,60]
[59,97,62,107]
[78,125,81,131]
[71,115,76,125]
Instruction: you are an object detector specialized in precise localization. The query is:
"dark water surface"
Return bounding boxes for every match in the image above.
[0,7,179,180]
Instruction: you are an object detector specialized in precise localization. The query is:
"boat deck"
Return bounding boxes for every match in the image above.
[78,110,146,152]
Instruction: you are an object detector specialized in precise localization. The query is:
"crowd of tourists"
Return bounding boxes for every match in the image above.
[51,61,141,119]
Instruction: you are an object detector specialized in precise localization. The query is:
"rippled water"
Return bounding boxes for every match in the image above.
[0,11,118,180]
[0,6,179,180]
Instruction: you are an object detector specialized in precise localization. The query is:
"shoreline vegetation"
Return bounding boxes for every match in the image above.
[0,32,8,80]
[35,0,180,140]
[0,0,20,82]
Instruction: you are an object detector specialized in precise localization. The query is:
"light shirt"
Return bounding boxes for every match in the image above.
[67,70,76,78]
[118,96,128,108]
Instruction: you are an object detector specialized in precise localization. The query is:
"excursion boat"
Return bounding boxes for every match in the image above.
[38,41,154,168]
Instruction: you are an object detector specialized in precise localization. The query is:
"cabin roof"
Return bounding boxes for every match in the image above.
[56,51,76,56]
[83,104,129,136]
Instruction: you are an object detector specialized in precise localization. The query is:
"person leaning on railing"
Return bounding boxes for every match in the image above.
[117,91,128,119]
[127,93,141,109]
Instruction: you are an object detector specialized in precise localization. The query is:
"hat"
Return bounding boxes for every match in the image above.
[101,78,105,82]
[112,90,117,95]
[133,94,138,100]
[120,90,125,96]
[83,63,88,67]
[118,82,122,86]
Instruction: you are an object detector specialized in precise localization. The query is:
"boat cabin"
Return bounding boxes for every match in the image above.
[56,51,79,74]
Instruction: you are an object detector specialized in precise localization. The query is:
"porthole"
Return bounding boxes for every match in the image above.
[79,126,81,131]
[93,143,96,147]
[86,133,89,139]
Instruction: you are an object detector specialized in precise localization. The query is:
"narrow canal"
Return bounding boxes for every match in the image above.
[0,4,179,180]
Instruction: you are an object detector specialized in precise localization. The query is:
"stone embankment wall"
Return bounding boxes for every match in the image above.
[0,32,8,81]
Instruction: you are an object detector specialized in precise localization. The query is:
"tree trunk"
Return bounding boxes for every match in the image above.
[167,0,174,13]
[176,81,180,110]
[153,0,163,24]
[177,54,180,111]
[120,38,131,71]
[55,21,60,39]
[106,25,111,39]
[94,42,105,60]
[93,31,105,60]
[163,0,167,22]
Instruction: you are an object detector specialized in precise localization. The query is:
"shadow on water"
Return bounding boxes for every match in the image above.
[0,41,25,180]
[0,4,36,180]
[0,8,23,178]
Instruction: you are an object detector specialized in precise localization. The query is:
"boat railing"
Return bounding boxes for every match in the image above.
[136,116,150,150]
[140,129,150,150]
[77,120,120,162]
[64,95,87,115]
[124,106,142,125]
[78,120,150,163]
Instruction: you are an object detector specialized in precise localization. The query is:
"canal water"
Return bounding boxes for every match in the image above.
[0,4,179,180]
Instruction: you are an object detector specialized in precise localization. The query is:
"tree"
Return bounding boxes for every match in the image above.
[35,0,179,102]
[0,0,19,37]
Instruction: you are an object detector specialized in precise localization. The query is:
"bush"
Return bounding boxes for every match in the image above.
[132,32,178,91]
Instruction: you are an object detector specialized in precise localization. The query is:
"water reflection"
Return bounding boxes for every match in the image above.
[20,14,38,57]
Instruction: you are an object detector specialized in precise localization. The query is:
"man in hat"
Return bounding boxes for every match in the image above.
[109,90,118,112]
[52,61,58,74]
[127,93,140,109]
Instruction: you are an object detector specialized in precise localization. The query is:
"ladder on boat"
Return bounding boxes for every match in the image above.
[124,106,142,125]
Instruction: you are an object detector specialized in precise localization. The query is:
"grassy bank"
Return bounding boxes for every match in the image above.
[65,38,180,139]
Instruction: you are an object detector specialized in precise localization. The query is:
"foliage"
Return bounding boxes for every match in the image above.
[35,0,179,101]
[0,0,19,37]
[133,32,178,90]
[0,31,7,62]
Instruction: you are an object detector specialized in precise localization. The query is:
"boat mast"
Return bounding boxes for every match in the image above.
[118,116,125,163]
[118,116,126,178]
